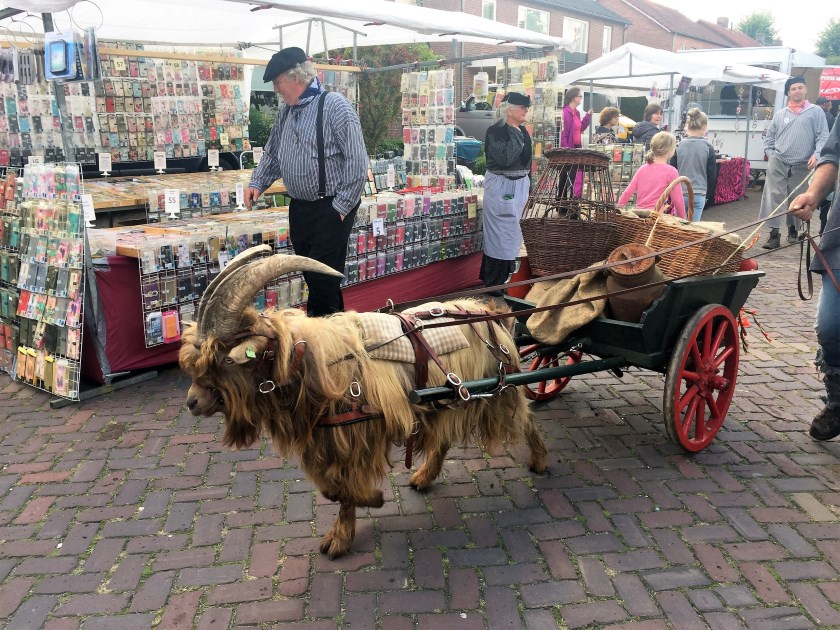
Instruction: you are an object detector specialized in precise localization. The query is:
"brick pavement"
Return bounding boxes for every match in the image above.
[2,189,839,629]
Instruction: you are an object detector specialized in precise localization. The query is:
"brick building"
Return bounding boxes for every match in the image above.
[596,0,761,51]
[420,0,630,99]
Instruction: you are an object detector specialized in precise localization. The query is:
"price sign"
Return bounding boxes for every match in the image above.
[27,155,44,165]
[98,152,112,173]
[372,218,385,236]
[153,151,167,171]
[235,182,245,208]
[81,194,96,225]
[113,57,127,72]
[164,188,180,216]
[386,165,395,189]
[253,146,264,164]
[207,149,219,168]
[219,132,229,147]
[467,202,477,219]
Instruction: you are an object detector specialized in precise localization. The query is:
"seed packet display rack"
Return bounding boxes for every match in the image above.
[0,167,24,377]
[4,163,87,400]
[133,211,305,348]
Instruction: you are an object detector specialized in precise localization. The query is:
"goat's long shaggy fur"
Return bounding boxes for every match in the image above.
[180,299,547,558]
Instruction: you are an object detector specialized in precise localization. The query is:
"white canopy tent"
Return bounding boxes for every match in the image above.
[1,0,573,55]
[554,43,792,198]
[555,43,789,97]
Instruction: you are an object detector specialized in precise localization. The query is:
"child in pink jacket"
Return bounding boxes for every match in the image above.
[619,131,686,218]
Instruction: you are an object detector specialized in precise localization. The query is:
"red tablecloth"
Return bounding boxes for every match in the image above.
[82,252,483,383]
[714,157,749,205]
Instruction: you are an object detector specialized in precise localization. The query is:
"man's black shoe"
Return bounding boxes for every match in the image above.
[809,406,840,441]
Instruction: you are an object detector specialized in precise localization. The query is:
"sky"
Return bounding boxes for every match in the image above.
[671,0,819,54]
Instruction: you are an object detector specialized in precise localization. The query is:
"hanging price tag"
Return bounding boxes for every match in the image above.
[164,188,180,216]
[27,155,44,165]
[113,57,127,72]
[386,165,395,189]
[153,151,167,171]
[253,146,264,164]
[81,194,96,226]
[467,202,477,219]
[522,72,535,90]
[372,218,385,236]
[207,149,219,168]
[98,152,112,174]
[220,132,230,147]
[235,182,245,209]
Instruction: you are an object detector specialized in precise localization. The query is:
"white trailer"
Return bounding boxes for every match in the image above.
[675,47,826,183]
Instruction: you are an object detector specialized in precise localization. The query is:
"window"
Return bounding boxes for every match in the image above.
[563,17,589,54]
[518,6,549,34]
[482,0,495,21]
[602,26,612,55]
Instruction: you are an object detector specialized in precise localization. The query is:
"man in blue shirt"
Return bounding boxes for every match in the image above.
[246,47,367,316]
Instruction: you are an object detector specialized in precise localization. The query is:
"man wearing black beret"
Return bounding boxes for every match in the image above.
[246,47,368,316]
[759,75,829,249]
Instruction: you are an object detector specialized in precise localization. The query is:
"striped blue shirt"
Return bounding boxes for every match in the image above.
[764,103,829,166]
[249,91,368,216]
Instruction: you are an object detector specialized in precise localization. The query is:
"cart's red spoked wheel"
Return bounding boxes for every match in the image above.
[663,304,739,452]
[518,344,583,402]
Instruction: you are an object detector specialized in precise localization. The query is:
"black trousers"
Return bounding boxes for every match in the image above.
[289,196,359,317]
[479,254,515,297]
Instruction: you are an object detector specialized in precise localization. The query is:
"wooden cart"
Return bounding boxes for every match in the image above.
[410,271,764,453]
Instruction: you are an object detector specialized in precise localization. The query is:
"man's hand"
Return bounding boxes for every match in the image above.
[244,187,261,209]
[808,155,818,170]
[790,192,819,221]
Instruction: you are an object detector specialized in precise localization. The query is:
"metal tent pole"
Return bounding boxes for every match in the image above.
[42,13,74,163]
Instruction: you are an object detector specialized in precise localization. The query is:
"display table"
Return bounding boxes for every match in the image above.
[713,157,749,205]
[82,252,483,383]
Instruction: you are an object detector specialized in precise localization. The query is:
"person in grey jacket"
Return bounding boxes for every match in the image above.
[759,76,829,249]
[790,118,840,440]
[672,107,717,221]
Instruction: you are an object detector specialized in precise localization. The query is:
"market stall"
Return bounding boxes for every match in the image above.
[0,0,572,400]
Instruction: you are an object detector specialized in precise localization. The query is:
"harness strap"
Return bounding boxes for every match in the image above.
[317,403,377,428]
[391,312,429,469]
[799,221,840,300]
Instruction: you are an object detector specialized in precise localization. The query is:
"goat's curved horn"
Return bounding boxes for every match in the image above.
[197,245,272,324]
[200,254,343,338]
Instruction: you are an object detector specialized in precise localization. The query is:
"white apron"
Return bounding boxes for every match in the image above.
[482,171,530,260]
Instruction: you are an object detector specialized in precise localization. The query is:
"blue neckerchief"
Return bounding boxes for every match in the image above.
[292,76,323,109]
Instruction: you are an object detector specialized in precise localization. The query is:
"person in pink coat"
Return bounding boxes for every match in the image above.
[618,131,686,218]
[560,87,593,197]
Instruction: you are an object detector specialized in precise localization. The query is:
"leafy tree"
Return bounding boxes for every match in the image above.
[335,43,439,155]
[816,19,840,63]
[736,12,781,46]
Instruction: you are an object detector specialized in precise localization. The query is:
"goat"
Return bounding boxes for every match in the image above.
[180,245,547,558]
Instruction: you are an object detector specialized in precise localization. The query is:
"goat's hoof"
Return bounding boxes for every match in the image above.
[409,471,432,491]
[320,533,350,559]
[529,457,548,475]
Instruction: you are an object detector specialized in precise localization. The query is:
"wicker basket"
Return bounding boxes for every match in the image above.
[616,177,743,277]
[521,148,619,277]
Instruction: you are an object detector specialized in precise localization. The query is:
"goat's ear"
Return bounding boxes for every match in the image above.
[228,336,270,365]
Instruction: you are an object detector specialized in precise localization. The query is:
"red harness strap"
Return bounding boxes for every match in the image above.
[317,403,378,427]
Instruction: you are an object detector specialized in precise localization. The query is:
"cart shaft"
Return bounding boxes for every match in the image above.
[409,356,629,404]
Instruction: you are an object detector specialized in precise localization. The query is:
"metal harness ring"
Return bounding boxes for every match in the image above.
[259,380,276,394]
[349,381,362,397]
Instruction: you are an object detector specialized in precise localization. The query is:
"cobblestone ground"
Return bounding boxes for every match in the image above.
[2,192,839,629]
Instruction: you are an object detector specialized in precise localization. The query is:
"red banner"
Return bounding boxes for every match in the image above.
[820,68,840,99]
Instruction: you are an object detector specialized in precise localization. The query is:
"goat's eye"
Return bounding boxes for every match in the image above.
[224,357,234,364]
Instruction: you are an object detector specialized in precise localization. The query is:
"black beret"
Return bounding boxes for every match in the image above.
[263,47,308,82]
[784,76,805,96]
[503,92,531,107]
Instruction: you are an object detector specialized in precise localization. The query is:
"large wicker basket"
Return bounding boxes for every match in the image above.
[616,177,743,277]
[521,148,619,277]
